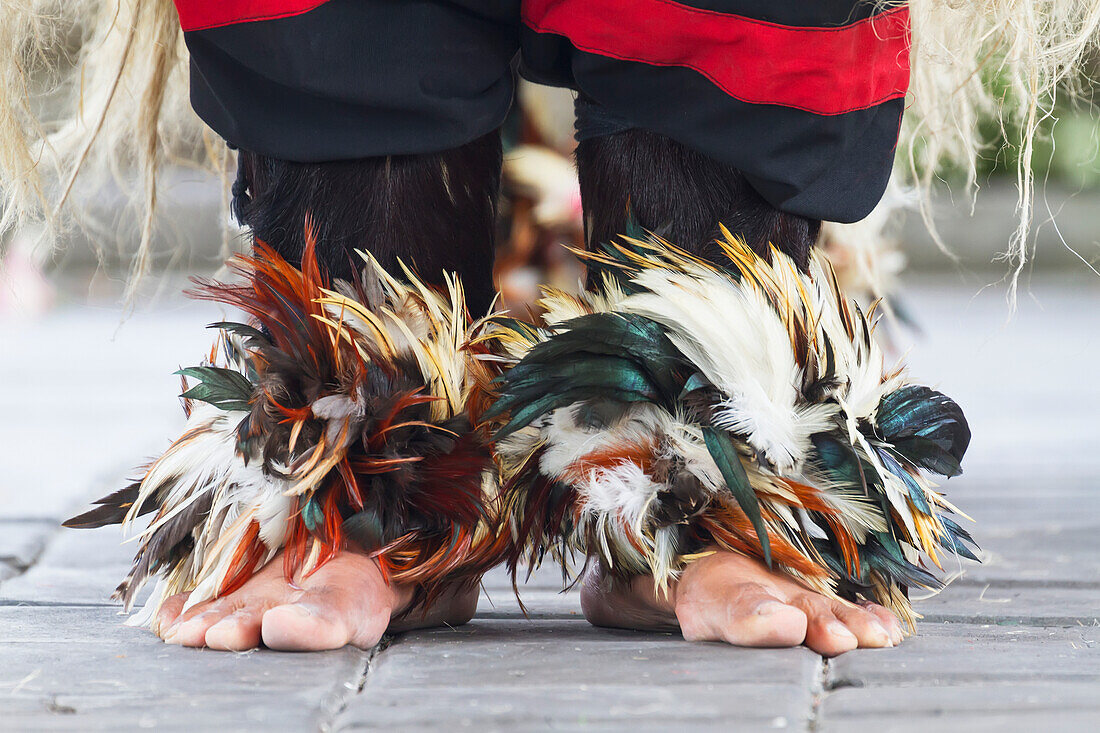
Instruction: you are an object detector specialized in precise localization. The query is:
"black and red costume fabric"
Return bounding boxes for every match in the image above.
[175,0,910,223]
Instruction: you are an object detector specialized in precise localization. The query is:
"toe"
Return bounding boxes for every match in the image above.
[859,602,905,645]
[833,602,895,648]
[261,603,354,651]
[205,608,264,651]
[801,608,859,656]
[155,593,189,637]
[724,600,808,647]
[793,595,892,654]
[165,606,232,648]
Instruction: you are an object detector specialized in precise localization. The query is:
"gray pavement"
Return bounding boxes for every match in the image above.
[1,272,1098,731]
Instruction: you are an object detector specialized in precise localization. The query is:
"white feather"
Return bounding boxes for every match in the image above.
[538,403,672,480]
[122,403,293,618]
[619,267,827,470]
[576,461,661,532]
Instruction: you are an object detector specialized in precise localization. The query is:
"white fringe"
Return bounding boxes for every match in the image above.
[0,0,227,301]
[902,0,1100,305]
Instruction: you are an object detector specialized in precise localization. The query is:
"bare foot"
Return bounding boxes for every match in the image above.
[580,550,904,656]
[153,551,478,652]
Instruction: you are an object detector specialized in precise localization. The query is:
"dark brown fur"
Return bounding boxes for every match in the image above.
[575,129,820,273]
[231,132,502,316]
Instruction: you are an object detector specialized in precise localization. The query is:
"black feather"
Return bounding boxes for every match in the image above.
[876,385,971,477]
[63,482,149,529]
[116,491,214,606]
[176,366,254,413]
[503,312,685,401]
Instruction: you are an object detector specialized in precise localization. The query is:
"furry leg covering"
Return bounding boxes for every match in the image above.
[576,129,821,272]
[232,133,501,317]
[483,232,977,630]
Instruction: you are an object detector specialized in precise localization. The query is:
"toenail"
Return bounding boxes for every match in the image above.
[826,621,857,645]
[871,620,894,646]
[282,603,312,617]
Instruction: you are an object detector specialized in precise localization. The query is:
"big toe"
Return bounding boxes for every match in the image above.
[261,603,362,651]
[723,599,809,647]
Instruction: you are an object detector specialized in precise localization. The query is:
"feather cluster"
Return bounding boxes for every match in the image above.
[65,233,502,629]
[483,230,977,627]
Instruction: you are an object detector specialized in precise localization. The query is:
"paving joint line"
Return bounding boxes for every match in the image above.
[806,656,828,731]
[807,653,868,731]
[317,635,393,732]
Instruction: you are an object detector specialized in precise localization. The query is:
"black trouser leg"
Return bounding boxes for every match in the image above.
[231,131,502,316]
[575,128,820,273]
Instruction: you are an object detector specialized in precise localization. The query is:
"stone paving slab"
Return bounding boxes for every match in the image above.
[337,686,805,733]
[0,519,142,607]
[817,709,1100,732]
[830,623,1098,686]
[819,683,1100,733]
[820,624,1100,730]
[0,566,142,608]
[337,620,819,731]
[912,584,1100,626]
[819,682,1100,732]
[824,681,1100,718]
[954,525,1100,587]
[3,692,348,733]
[0,606,368,731]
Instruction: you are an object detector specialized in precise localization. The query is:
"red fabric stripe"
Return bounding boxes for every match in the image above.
[522,0,911,116]
[174,0,329,32]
